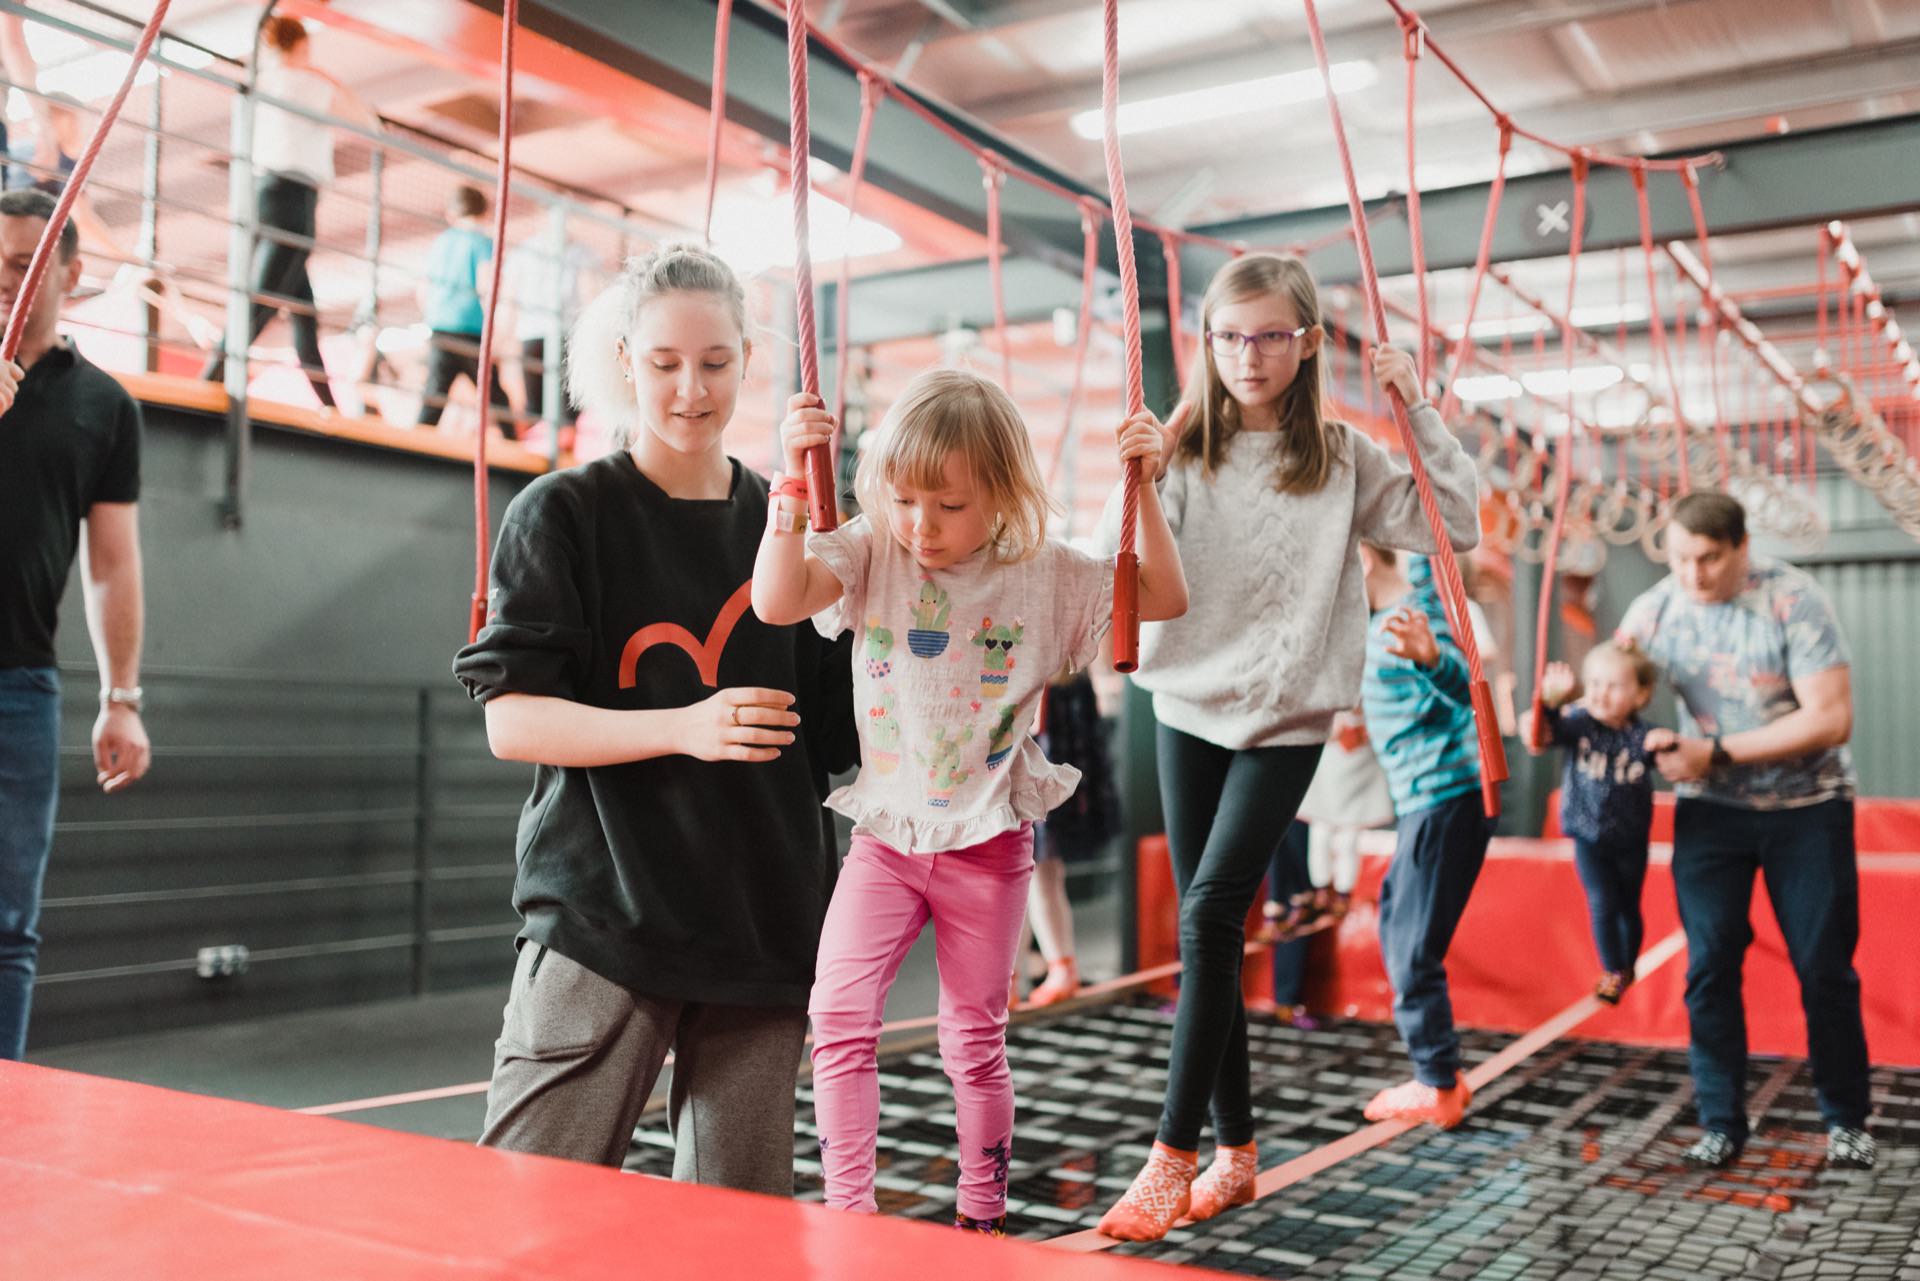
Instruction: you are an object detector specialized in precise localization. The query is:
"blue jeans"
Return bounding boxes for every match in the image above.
[0,666,62,1061]
[1573,834,1649,974]
[1268,820,1312,1006]
[1672,796,1870,1143]
[1379,790,1493,1087]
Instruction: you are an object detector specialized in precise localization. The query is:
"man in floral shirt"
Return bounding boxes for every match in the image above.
[1619,491,1872,1171]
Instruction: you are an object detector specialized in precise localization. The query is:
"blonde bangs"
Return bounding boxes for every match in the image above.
[855,368,1060,562]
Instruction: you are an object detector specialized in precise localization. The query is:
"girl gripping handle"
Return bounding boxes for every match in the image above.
[454,245,856,1191]
[1095,253,1480,1241]
[753,369,1187,1234]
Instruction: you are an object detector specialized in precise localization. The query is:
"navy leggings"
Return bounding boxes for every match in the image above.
[1572,835,1648,974]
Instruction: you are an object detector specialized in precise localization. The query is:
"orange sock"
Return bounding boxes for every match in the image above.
[1188,1141,1258,1221]
[1097,1141,1197,1242]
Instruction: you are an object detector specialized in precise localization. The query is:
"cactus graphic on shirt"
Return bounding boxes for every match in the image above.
[866,690,902,775]
[970,616,1025,699]
[984,705,1019,771]
[906,579,952,657]
[914,724,974,807]
[863,618,895,680]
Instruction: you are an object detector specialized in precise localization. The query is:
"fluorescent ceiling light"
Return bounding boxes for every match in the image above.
[710,188,902,276]
[1447,303,1648,341]
[1521,365,1624,396]
[1453,374,1522,403]
[1069,62,1378,140]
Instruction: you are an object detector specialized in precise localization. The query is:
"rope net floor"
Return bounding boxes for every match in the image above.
[627,997,1919,1278]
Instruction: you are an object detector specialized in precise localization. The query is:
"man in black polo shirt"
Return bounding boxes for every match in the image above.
[0,187,150,1061]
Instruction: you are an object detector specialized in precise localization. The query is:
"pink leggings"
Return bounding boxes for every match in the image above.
[808,824,1034,1219]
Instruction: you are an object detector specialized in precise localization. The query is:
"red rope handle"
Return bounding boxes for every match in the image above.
[1099,0,1144,674]
[1528,154,1588,739]
[1435,119,1512,426]
[1047,201,1103,491]
[831,73,884,445]
[1,1,174,365]
[981,156,1013,392]
[785,0,836,530]
[1299,0,1507,816]
[469,0,519,644]
[701,0,735,243]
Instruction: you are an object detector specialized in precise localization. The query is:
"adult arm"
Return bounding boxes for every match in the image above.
[81,502,151,793]
[1654,666,1852,782]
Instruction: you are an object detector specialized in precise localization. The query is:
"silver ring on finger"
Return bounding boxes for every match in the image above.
[730,705,741,728]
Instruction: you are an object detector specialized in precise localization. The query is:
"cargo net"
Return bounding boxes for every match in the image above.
[627,997,1919,1278]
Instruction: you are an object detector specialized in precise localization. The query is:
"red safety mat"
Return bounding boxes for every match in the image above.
[0,1063,1221,1280]
[1544,792,1920,852]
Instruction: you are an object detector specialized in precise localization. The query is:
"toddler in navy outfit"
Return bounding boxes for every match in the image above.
[1528,642,1661,1004]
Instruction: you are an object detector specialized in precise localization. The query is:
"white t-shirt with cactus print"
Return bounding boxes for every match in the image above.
[809,516,1114,854]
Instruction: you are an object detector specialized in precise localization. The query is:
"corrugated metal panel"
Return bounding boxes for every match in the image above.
[1806,558,1920,799]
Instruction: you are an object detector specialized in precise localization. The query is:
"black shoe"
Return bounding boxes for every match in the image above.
[1681,1131,1741,1169]
[955,1211,1007,1236]
[1826,1126,1876,1170]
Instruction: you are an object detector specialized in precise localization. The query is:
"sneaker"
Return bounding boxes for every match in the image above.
[1680,1130,1741,1169]
[1275,1004,1320,1031]
[1594,971,1629,1005]
[1026,957,1080,1007]
[1826,1126,1876,1170]
[1363,1073,1472,1129]
[954,1211,1007,1235]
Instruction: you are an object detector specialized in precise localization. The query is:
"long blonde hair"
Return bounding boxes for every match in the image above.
[855,369,1059,563]
[1175,252,1344,495]
[568,243,748,448]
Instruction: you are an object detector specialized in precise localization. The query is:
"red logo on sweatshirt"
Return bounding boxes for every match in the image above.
[617,580,754,689]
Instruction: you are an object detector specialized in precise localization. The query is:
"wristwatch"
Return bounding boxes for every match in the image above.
[102,686,144,713]
[1707,735,1733,771]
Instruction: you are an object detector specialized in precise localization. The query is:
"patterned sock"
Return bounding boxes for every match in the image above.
[1188,1141,1258,1221]
[1097,1141,1198,1242]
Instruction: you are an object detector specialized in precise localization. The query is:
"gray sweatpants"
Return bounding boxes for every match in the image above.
[478,943,808,1195]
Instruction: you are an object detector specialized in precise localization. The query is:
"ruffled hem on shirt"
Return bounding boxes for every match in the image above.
[826,758,1083,854]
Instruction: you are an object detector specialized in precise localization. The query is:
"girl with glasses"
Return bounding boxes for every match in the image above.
[1096,251,1482,1242]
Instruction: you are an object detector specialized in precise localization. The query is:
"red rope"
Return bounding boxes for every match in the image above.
[1299,0,1506,816]
[1681,165,1730,486]
[1630,164,1690,494]
[1160,231,1188,381]
[786,0,836,530]
[1,1,173,364]
[1529,154,1588,736]
[1435,120,1512,426]
[1816,227,1831,369]
[1401,17,1431,387]
[831,73,883,440]
[469,0,519,644]
[701,0,734,244]
[982,157,1013,392]
[1047,201,1102,491]
[1099,0,1144,674]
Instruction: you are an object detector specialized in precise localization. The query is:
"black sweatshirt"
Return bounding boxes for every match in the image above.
[453,455,856,1007]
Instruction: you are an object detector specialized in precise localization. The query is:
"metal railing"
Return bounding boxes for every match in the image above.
[0,0,680,522]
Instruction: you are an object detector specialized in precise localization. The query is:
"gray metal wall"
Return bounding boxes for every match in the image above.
[35,408,534,1048]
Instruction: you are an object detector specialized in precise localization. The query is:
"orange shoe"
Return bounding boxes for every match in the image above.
[1097,1141,1197,1241]
[1188,1141,1257,1222]
[1026,958,1079,1007]
[1363,1073,1472,1129]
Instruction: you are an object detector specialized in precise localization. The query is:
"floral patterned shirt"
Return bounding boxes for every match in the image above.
[808,516,1114,852]
[1617,558,1855,809]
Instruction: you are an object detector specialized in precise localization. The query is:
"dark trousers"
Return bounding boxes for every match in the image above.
[1156,723,1321,1149]
[520,337,577,427]
[1673,796,1870,1143]
[1379,790,1492,1087]
[1268,820,1312,1006]
[418,329,512,430]
[201,176,334,408]
[0,667,61,1061]
[1573,834,1649,974]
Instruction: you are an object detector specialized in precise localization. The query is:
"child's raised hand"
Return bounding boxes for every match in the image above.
[1539,661,1578,708]
[1115,402,1190,481]
[1370,345,1423,406]
[1381,604,1440,668]
[680,687,799,763]
[780,392,836,478]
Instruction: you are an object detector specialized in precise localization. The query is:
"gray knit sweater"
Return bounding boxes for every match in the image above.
[1097,402,1479,750]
